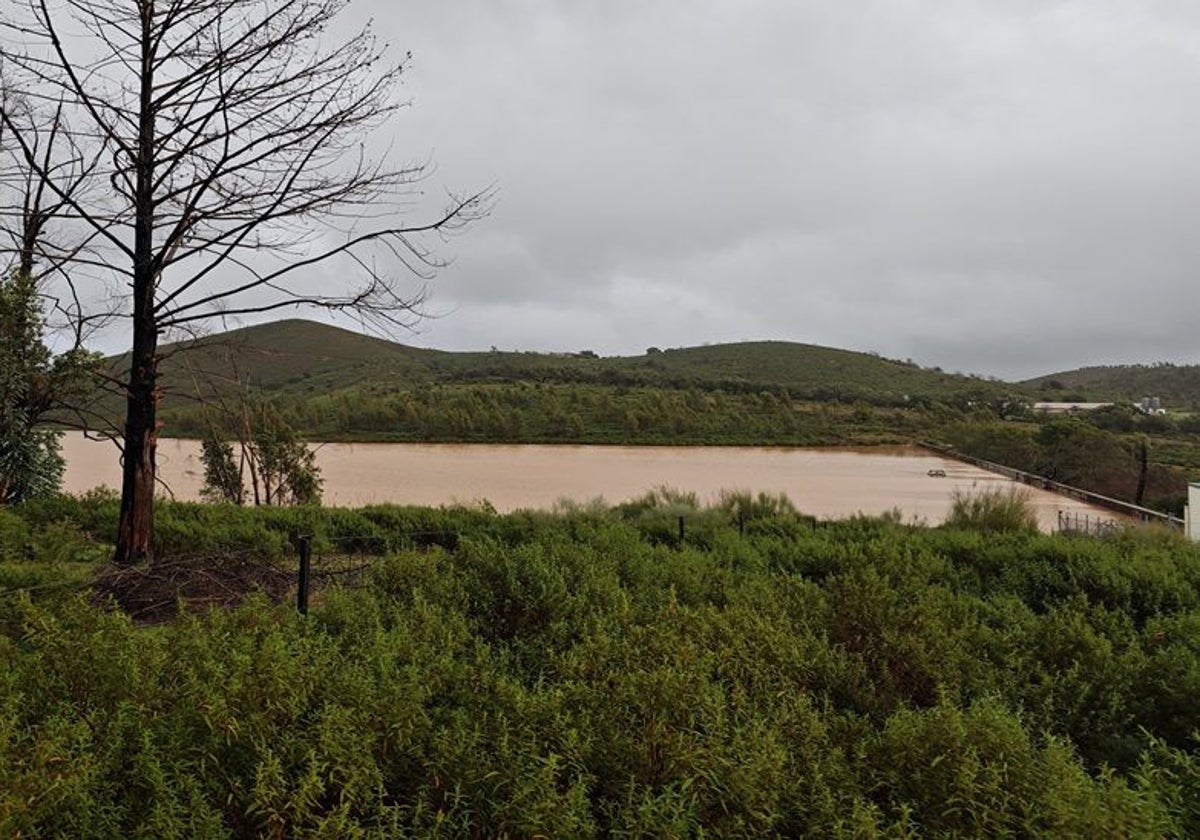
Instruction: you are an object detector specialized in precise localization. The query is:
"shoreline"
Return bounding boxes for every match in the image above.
[61,432,1122,531]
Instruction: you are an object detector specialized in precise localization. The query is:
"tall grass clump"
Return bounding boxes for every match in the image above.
[715,489,798,519]
[945,485,1039,533]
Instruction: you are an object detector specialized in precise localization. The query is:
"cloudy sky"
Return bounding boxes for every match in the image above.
[293,2,1200,378]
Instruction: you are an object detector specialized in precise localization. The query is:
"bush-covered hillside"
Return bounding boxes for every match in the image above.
[3,494,1200,836]
[104,320,1027,426]
[1025,362,1200,408]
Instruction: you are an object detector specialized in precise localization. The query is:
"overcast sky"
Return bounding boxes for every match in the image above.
[316,2,1200,379]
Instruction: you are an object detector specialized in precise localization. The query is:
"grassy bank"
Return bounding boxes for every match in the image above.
[3,493,1200,836]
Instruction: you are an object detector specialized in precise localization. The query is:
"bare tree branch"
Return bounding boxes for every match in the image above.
[0,0,489,563]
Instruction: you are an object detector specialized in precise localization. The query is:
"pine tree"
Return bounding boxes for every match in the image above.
[0,270,92,503]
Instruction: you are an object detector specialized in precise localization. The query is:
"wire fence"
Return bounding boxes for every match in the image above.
[0,529,460,615]
[294,530,462,614]
[0,577,93,600]
[1056,510,1124,539]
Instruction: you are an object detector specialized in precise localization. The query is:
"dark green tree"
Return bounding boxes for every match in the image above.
[198,398,320,507]
[198,432,243,505]
[0,270,62,502]
[250,403,322,506]
[0,83,100,504]
[0,269,95,503]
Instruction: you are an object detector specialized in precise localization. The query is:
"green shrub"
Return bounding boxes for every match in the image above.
[945,486,1039,533]
[1,498,1198,834]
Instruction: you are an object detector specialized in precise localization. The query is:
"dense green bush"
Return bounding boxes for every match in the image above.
[3,498,1200,835]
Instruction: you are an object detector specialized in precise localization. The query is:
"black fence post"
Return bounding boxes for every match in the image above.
[297,535,312,616]
[678,515,685,543]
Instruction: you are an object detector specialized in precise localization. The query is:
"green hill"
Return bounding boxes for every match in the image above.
[1023,364,1200,408]
[120,319,1022,404]
[606,341,1009,401]
[95,319,1037,445]
[107,319,437,394]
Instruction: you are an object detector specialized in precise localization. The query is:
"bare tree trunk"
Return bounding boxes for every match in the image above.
[115,325,157,564]
[114,8,157,566]
[3,0,489,559]
[240,395,262,506]
[237,441,250,507]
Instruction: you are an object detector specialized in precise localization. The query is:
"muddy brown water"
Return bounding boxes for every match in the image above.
[60,432,1119,531]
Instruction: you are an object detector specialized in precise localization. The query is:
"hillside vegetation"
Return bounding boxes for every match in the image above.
[3,494,1200,836]
[102,320,1200,513]
[94,319,1035,453]
[109,319,436,397]
[1025,363,1200,408]
[116,320,1025,417]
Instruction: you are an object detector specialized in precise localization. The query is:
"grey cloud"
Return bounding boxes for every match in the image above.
[287,1,1200,378]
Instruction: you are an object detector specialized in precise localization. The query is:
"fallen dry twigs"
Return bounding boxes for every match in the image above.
[92,552,294,624]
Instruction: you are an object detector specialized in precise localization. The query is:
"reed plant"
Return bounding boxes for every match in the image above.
[945,485,1040,533]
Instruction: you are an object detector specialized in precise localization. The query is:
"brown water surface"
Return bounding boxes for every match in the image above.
[60,433,1117,531]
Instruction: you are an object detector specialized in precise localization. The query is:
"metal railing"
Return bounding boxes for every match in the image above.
[918,441,1184,529]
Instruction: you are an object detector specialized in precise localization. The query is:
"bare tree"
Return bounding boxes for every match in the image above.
[0,72,110,502]
[0,90,106,339]
[0,0,490,562]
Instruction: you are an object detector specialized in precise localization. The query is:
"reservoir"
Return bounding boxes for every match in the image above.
[60,432,1119,531]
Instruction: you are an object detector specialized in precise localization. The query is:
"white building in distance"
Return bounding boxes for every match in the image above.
[1032,402,1113,414]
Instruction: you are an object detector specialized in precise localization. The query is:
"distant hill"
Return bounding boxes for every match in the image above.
[1023,364,1200,408]
[106,319,1026,409]
[604,341,1018,402]
[108,319,436,392]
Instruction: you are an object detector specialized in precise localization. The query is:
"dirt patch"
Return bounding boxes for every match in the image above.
[93,553,295,624]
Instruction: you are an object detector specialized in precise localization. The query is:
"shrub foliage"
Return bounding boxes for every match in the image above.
[2,497,1200,836]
